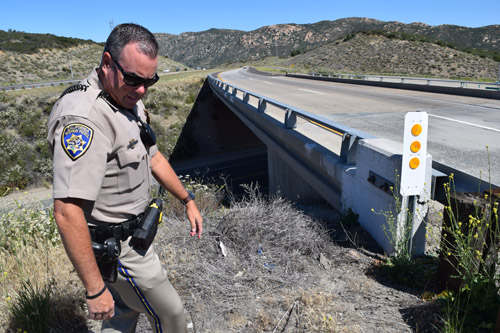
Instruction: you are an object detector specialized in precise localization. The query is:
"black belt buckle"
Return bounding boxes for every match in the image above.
[89,215,141,243]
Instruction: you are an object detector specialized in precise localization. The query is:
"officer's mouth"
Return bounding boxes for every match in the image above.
[125,95,141,105]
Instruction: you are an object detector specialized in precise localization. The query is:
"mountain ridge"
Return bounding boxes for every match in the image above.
[154,17,500,68]
[1,17,499,84]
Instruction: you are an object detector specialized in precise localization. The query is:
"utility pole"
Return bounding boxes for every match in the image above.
[275,41,278,69]
[68,54,73,79]
[110,19,114,31]
[67,47,89,79]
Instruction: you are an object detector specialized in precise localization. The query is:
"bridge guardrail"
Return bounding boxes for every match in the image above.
[207,74,375,164]
[208,72,498,253]
[207,72,497,200]
[289,72,500,90]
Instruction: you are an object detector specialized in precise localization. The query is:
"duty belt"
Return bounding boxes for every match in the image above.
[89,214,143,243]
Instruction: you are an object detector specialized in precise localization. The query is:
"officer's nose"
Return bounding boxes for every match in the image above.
[133,84,147,95]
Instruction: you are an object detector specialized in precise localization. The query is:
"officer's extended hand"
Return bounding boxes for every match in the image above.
[87,288,115,321]
[186,201,203,238]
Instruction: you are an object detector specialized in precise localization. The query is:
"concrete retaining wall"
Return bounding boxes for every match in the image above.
[341,138,432,255]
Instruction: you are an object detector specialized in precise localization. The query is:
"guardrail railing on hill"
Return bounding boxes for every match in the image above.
[0,79,81,92]
[207,74,375,164]
[289,72,500,90]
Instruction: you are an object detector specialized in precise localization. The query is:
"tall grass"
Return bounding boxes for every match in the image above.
[438,173,500,331]
[0,199,84,331]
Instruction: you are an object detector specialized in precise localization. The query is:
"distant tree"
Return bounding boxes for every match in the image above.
[290,48,304,57]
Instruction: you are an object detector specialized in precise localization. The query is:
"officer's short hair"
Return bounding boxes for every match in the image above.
[101,23,158,65]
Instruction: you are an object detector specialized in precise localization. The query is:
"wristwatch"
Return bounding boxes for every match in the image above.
[181,190,195,205]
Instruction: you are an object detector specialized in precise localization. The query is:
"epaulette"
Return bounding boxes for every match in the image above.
[98,91,121,110]
[59,84,89,99]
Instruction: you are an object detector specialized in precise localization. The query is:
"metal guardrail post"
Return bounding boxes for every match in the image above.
[243,92,249,103]
[258,98,267,113]
[284,109,297,129]
[340,133,358,164]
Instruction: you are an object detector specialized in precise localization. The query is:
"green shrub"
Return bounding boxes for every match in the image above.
[10,279,52,333]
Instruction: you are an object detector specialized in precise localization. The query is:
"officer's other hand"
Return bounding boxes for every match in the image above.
[186,202,203,239]
[87,288,115,321]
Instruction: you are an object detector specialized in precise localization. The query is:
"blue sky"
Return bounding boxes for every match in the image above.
[1,0,498,43]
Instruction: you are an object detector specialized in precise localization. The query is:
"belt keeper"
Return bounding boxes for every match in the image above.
[122,222,129,240]
[86,284,107,300]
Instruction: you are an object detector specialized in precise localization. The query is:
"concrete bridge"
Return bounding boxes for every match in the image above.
[169,68,500,255]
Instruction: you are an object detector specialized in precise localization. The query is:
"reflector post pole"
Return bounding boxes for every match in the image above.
[400,111,429,256]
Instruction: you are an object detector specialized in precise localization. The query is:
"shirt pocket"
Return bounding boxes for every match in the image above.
[116,145,147,193]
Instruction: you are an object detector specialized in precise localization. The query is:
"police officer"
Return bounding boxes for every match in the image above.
[47,23,202,332]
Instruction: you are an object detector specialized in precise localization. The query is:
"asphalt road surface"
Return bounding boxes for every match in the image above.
[220,68,500,186]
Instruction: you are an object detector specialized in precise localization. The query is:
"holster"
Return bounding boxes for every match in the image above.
[92,237,121,283]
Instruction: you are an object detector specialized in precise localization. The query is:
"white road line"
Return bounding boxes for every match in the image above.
[263,81,273,85]
[429,114,500,133]
[299,88,325,95]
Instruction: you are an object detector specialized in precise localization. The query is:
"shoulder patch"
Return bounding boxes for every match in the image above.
[61,123,94,160]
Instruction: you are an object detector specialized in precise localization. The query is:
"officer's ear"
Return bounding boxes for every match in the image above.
[99,51,113,76]
[100,52,113,74]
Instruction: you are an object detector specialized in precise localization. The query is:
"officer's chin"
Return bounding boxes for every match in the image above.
[122,96,139,109]
[123,96,140,109]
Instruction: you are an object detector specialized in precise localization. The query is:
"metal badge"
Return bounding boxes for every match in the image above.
[128,138,139,149]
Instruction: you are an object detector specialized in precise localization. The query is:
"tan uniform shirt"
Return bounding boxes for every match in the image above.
[47,69,158,224]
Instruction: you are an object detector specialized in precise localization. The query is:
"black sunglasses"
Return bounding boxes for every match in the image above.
[107,50,159,87]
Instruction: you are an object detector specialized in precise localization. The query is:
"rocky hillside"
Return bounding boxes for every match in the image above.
[279,32,499,80]
[0,45,185,85]
[155,17,500,69]
[1,17,499,85]
[0,31,188,85]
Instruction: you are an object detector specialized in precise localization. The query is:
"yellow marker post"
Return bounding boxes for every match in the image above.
[400,111,429,256]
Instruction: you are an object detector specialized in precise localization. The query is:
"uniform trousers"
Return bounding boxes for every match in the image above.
[101,237,187,333]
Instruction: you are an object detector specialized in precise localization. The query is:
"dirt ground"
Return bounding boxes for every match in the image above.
[131,200,444,333]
